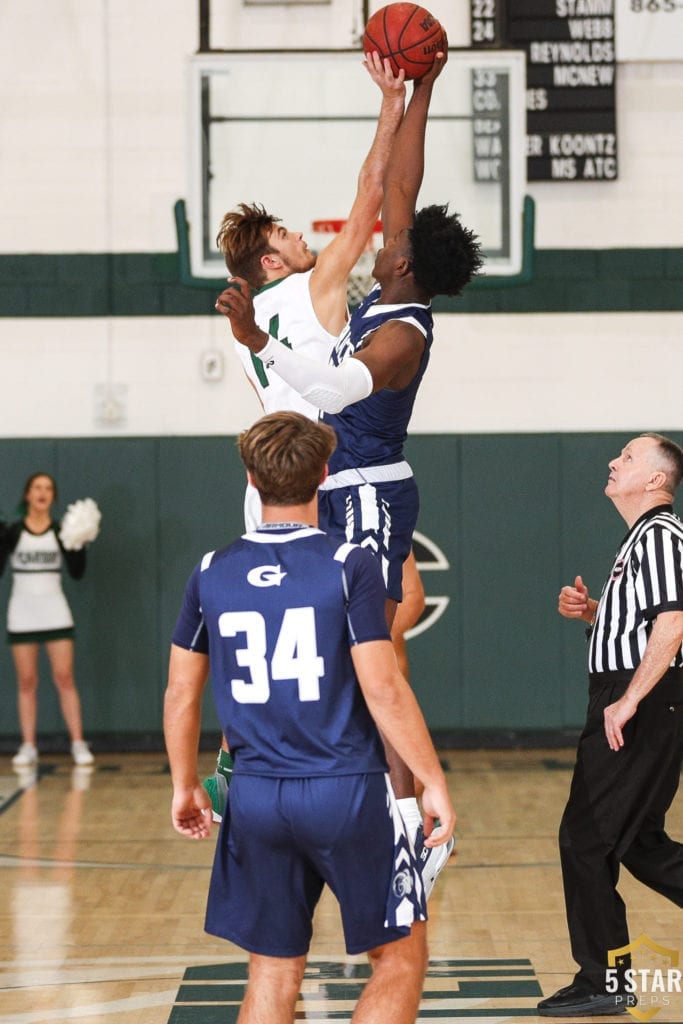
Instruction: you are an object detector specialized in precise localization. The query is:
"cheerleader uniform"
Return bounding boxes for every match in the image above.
[0,521,85,643]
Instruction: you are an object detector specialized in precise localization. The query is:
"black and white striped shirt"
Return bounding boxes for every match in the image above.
[589,505,683,676]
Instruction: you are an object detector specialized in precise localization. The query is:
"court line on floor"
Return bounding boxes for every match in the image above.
[0,853,210,870]
[0,990,179,1023]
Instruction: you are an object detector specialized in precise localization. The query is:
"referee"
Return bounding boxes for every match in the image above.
[538,432,683,1018]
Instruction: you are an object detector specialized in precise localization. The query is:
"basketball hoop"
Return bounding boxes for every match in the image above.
[312,219,382,243]
[311,219,383,308]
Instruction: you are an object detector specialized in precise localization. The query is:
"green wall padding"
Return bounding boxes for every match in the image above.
[1,249,682,316]
[1,432,680,744]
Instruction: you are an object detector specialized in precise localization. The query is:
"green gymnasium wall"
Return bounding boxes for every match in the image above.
[0,247,682,315]
[3,431,679,750]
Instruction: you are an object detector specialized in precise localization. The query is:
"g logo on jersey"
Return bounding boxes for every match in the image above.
[247,564,287,587]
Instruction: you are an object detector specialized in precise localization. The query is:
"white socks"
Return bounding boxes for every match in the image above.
[397,796,422,840]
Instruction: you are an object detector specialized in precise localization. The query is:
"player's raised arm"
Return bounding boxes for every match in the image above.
[310,54,405,333]
[381,38,448,243]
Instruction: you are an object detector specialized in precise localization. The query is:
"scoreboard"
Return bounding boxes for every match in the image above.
[470,0,617,181]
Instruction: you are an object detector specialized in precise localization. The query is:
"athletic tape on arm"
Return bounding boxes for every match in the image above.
[257,335,373,413]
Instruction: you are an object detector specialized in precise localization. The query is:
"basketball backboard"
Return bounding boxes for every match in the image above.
[186,49,526,281]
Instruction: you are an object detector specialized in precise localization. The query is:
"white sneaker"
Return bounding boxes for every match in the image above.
[71,740,95,766]
[12,742,38,768]
[414,825,456,900]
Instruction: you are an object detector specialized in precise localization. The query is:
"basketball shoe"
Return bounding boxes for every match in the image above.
[12,742,38,768]
[413,824,455,900]
[71,740,95,766]
[202,748,233,822]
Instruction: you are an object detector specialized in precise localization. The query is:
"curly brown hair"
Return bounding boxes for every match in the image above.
[216,202,280,288]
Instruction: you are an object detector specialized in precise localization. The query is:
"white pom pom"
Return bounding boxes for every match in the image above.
[59,498,102,551]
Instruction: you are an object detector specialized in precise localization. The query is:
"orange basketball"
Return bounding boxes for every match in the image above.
[362,3,446,81]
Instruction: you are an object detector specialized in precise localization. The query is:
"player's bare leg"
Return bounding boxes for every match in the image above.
[238,953,306,1024]
[352,922,428,1024]
[391,551,426,797]
[386,557,454,896]
[382,595,416,798]
[382,737,416,796]
[390,549,425,682]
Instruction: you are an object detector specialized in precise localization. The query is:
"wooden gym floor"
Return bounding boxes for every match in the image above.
[1,749,681,1023]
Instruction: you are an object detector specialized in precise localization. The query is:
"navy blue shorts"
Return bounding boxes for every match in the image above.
[318,478,419,603]
[205,772,426,957]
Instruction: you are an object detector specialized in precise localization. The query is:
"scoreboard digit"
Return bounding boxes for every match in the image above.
[470,0,505,46]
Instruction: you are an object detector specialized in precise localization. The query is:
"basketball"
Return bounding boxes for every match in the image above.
[362,3,446,81]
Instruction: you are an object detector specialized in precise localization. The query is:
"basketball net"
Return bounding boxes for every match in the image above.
[311,219,382,308]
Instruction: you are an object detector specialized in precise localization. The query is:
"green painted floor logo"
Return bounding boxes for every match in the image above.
[168,958,542,1022]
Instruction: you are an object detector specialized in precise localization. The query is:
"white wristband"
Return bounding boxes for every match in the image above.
[258,336,373,414]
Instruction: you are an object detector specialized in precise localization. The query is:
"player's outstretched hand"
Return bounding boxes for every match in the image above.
[215,278,268,352]
[363,49,406,99]
[416,31,448,88]
[171,785,213,839]
[420,782,456,848]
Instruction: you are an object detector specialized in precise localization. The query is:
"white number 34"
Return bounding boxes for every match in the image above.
[219,607,324,703]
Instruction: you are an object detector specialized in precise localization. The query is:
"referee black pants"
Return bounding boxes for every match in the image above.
[559,672,683,993]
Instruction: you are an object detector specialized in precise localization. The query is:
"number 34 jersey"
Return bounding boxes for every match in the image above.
[172,525,390,778]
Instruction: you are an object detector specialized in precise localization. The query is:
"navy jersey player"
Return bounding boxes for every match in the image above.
[164,411,455,1024]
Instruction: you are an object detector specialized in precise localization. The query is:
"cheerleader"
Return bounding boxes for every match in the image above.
[1,473,100,768]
